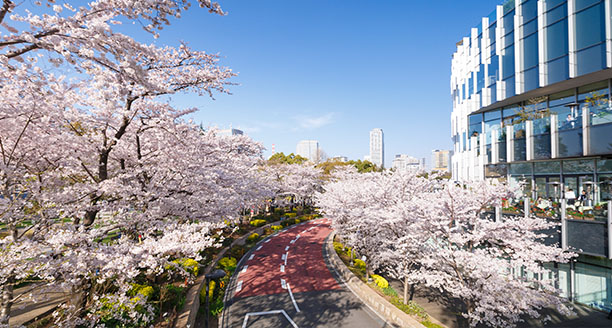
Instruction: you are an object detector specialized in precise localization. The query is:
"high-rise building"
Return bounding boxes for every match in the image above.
[431,150,450,172]
[450,0,612,312]
[391,154,422,173]
[217,128,243,136]
[296,140,320,163]
[369,128,384,168]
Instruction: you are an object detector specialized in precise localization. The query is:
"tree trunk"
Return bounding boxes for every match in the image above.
[0,276,14,325]
[403,277,409,305]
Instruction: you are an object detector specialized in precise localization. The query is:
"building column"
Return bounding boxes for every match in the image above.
[538,0,548,86]
[492,129,499,164]
[506,125,515,162]
[582,105,590,156]
[568,0,578,78]
[516,0,525,95]
[526,120,534,161]
[608,201,612,260]
[551,114,559,158]
[605,0,612,68]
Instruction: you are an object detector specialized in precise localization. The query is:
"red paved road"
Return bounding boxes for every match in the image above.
[233,218,341,298]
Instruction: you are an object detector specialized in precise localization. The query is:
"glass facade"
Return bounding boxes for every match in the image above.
[574,0,606,76]
[451,1,612,313]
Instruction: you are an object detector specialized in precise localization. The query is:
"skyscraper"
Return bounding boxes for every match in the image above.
[296,140,320,163]
[431,150,450,172]
[369,128,384,168]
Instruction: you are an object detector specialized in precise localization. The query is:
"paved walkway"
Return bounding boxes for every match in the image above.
[221,219,391,328]
[387,279,611,328]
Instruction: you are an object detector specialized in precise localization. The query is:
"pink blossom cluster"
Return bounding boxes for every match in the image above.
[316,171,575,327]
[0,1,278,326]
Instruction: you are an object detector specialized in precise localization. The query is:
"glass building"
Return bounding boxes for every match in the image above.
[451,0,612,312]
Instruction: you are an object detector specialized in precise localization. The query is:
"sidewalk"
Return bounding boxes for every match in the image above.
[387,279,611,328]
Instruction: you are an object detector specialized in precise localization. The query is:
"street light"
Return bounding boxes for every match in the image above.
[205,269,226,328]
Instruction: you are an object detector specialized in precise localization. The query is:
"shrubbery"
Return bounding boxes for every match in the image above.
[371,274,389,289]
[285,213,297,218]
[353,259,366,273]
[249,219,266,227]
[218,257,237,273]
[246,233,260,243]
[271,225,282,231]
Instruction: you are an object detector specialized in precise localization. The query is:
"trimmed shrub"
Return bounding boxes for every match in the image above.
[246,233,260,243]
[249,219,266,227]
[285,213,297,218]
[371,274,389,289]
[333,242,344,255]
[218,257,237,273]
[271,225,282,231]
[353,259,366,273]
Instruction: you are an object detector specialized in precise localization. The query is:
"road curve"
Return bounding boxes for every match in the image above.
[221,218,391,328]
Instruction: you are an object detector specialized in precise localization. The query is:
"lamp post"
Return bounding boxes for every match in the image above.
[205,269,226,328]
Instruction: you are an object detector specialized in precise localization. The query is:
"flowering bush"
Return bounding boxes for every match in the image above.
[246,233,260,243]
[271,225,283,231]
[286,213,297,218]
[218,257,237,273]
[353,259,366,273]
[371,274,389,289]
[249,219,267,227]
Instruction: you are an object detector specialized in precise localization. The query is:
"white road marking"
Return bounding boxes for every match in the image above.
[248,254,254,260]
[236,280,243,292]
[290,239,295,244]
[285,246,290,251]
[281,278,287,289]
[295,235,300,240]
[242,310,298,328]
[287,283,301,313]
[281,253,286,260]
[284,252,288,266]
[264,239,271,243]
[280,264,285,273]
[241,265,248,273]
[256,245,262,251]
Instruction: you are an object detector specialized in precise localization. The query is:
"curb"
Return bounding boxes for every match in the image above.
[325,232,426,328]
[175,220,282,328]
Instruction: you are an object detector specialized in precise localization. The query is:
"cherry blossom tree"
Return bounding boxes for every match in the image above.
[0,0,278,326]
[266,163,323,209]
[316,172,575,328]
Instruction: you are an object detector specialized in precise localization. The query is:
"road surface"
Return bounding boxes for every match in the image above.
[221,218,392,328]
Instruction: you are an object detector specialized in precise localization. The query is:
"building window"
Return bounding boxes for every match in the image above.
[574,0,606,76]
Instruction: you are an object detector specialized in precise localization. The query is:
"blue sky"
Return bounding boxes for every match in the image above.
[148,0,500,166]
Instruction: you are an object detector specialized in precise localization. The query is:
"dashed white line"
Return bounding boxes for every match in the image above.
[285,246,290,251]
[280,278,287,289]
[241,265,248,273]
[264,239,271,243]
[256,245,262,251]
[236,280,243,292]
[284,252,288,266]
[280,264,285,273]
[287,283,301,313]
[281,253,286,260]
[290,239,296,244]
[248,254,254,260]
